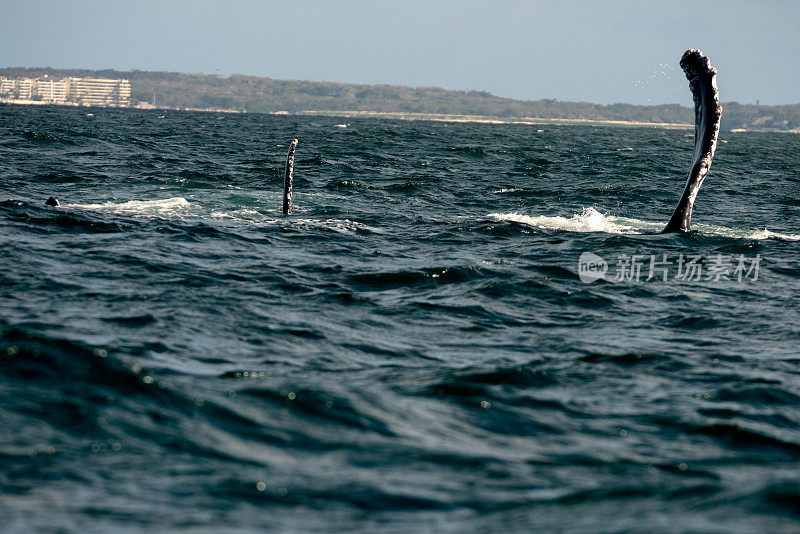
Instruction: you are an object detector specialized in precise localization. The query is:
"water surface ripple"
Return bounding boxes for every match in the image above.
[1,105,799,533]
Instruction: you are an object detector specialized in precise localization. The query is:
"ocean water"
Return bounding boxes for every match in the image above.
[1,104,799,533]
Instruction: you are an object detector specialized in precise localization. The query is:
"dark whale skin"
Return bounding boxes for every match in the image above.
[662,49,722,233]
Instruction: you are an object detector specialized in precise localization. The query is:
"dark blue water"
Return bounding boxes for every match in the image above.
[2,104,799,533]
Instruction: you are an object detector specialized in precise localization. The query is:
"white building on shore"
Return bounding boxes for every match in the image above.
[0,75,132,107]
[17,78,34,100]
[35,78,70,103]
[68,77,131,106]
[0,77,15,95]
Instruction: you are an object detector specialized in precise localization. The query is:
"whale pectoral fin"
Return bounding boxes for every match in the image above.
[282,138,298,215]
[662,49,722,233]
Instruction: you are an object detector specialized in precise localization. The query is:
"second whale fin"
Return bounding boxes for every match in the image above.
[283,138,298,215]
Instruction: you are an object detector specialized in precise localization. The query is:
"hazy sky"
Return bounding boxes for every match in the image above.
[1,0,798,106]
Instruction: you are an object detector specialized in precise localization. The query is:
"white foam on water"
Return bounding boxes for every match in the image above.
[66,197,191,216]
[61,197,382,236]
[489,207,648,234]
[209,209,264,220]
[489,207,800,240]
[693,224,800,241]
[266,218,382,235]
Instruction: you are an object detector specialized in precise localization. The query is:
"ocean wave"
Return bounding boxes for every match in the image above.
[488,207,800,240]
[51,196,384,236]
[4,106,800,532]
[19,130,78,145]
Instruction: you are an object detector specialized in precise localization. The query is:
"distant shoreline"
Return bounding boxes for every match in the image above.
[0,98,243,114]
[4,66,800,132]
[298,110,694,130]
[3,99,798,133]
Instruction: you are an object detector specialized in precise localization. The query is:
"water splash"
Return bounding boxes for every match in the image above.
[489,207,800,240]
[66,197,190,215]
[489,207,646,234]
[699,225,800,241]
[209,209,264,220]
[633,60,682,105]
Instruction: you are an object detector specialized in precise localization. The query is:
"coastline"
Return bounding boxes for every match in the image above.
[0,98,243,114]
[2,99,798,133]
[297,110,694,130]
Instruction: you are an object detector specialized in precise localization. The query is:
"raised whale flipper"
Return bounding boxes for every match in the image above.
[283,138,298,215]
[662,49,722,233]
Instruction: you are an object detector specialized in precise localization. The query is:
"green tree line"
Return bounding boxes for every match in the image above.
[2,67,798,131]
